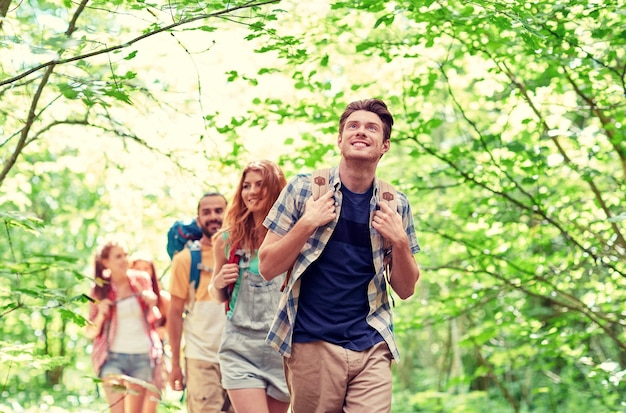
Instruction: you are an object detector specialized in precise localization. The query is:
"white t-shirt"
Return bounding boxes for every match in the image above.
[109,296,151,354]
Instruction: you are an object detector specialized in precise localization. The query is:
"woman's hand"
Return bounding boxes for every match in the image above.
[97,298,113,319]
[87,298,113,340]
[212,263,239,290]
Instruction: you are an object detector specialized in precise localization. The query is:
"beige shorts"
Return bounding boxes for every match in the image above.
[185,358,234,413]
[285,340,393,413]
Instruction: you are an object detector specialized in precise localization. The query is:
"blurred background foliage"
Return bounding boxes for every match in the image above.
[1,0,624,411]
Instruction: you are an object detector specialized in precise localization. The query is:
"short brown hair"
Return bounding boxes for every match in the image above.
[197,192,227,214]
[338,98,394,141]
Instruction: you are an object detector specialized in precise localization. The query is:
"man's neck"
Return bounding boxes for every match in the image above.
[338,159,377,193]
[200,236,213,247]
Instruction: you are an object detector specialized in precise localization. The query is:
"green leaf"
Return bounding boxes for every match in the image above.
[226,70,239,82]
[124,50,138,60]
[57,83,80,100]
[374,14,395,28]
[320,54,329,67]
[506,142,526,153]
[58,308,89,326]
[197,25,218,32]
[103,88,133,105]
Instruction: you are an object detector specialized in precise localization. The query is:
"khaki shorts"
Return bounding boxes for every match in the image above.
[285,340,393,413]
[185,358,234,413]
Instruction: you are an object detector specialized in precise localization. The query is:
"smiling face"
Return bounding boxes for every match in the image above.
[102,245,129,276]
[338,110,390,162]
[224,161,287,239]
[197,195,227,239]
[242,170,265,213]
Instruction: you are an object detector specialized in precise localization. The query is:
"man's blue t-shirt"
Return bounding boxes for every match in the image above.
[293,185,384,350]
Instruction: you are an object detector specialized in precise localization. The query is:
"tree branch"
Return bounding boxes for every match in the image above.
[562,68,626,180]
[466,317,520,413]
[0,64,55,186]
[0,0,10,30]
[500,60,626,250]
[0,0,280,87]
[66,0,89,37]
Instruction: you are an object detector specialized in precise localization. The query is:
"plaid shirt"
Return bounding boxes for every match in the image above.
[89,270,162,376]
[263,166,420,360]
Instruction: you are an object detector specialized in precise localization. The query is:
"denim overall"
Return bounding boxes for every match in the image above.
[218,250,290,401]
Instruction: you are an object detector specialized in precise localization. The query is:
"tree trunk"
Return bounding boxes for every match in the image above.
[0,0,10,27]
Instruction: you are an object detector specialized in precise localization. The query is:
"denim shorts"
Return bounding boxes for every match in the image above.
[99,352,153,382]
[219,326,290,403]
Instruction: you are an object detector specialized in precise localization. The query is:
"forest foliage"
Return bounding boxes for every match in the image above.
[1,0,624,412]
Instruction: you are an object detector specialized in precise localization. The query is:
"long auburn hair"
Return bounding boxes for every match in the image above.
[220,160,286,252]
[93,240,126,301]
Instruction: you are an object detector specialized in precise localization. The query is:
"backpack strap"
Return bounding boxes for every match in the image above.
[378,178,397,253]
[310,168,331,200]
[280,170,399,294]
[188,241,202,291]
[312,170,398,251]
[281,169,329,292]
[179,241,204,317]
[378,178,397,307]
[378,179,397,214]
[279,266,293,293]
[224,245,243,314]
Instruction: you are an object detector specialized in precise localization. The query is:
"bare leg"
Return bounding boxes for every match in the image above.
[102,381,126,413]
[142,390,160,413]
[228,388,272,413]
[267,395,290,413]
[124,383,147,413]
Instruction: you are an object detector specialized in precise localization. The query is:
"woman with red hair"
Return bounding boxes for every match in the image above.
[209,160,290,413]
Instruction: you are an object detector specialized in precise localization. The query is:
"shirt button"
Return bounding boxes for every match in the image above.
[326,228,332,232]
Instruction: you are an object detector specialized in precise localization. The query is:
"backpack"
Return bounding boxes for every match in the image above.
[166,218,203,290]
[166,218,202,260]
[280,168,397,292]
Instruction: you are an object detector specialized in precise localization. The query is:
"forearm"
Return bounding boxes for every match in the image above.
[259,221,317,280]
[211,237,234,302]
[168,311,184,368]
[208,282,228,303]
[158,295,170,320]
[389,238,420,300]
